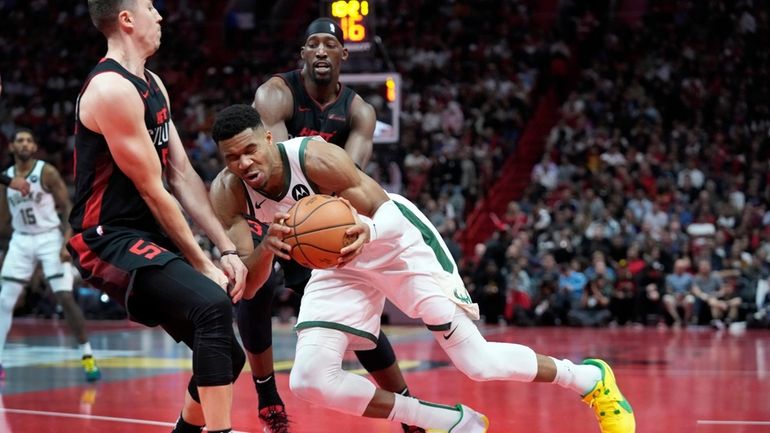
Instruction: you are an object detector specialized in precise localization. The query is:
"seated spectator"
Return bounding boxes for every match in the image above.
[584,251,617,283]
[472,260,507,324]
[558,258,588,305]
[568,275,613,327]
[707,270,744,330]
[610,265,637,325]
[690,259,723,324]
[662,258,695,326]
[532,278,567,326]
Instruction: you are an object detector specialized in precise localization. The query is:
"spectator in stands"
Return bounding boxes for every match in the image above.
[610,265,637,326]
[690,259,724,325]
[568,274,613,327]
[708,270,745,330]
[663,259,695,326]
[530,153,559,198]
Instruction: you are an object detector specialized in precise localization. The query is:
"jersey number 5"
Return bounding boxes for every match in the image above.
[129,239,163,260]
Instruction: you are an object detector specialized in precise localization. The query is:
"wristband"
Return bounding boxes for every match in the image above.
[0,174,11,186]
[220,250,239,257]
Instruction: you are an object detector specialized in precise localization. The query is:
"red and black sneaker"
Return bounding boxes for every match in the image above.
[259,404,290,433]
[403,424,426,433]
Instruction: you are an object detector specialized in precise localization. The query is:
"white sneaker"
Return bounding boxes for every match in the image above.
[428,404,489,433]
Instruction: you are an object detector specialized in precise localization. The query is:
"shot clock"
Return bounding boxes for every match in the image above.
[322,0,375,53]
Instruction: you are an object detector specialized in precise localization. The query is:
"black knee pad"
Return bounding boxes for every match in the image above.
[236,268,279,353]
[187,333,246,400]
[354,330,397,372]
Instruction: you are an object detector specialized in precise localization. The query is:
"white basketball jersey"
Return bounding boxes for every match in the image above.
[5,160,61,234]
[243,137,319,222]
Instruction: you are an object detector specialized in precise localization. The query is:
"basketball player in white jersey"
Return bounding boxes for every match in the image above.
[210,104,635,433]
[0,129,100,381]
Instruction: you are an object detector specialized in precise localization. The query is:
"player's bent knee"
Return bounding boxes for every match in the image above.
[289,361,326,403]
[0,282,23,312]
[194,295,233,331]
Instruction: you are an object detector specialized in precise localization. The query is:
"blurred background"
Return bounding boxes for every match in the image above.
[0,0,768,332]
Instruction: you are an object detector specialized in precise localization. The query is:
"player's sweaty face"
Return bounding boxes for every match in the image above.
[302,34,345,84]
[222,128,271,190]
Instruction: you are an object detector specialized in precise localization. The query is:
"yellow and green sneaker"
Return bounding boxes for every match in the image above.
[81,355,101,382]
[427,404,489,433]
[581,359,635,433]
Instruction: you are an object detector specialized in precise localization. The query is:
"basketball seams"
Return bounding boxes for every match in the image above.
[287,196,339,227]
[285,194,355,269]
[291,222,354,236]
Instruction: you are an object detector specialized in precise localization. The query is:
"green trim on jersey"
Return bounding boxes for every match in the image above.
[294,321,378,345]
[1,276,30,284]
[257,142,292,201]
[299,137,320,193]
[394,201,455,273]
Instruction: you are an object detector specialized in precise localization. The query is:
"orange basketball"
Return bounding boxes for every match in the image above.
[283,194,357,269]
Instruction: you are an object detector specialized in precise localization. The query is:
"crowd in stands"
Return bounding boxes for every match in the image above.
[1,1,769,329]
[466,0,770,330]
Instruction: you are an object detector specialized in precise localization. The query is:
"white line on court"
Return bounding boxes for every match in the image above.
[0,407,247,432]
[697,420,770,426]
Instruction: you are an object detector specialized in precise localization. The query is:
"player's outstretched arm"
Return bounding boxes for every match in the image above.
[78,72,228,289]
[42,163,74,261]
[209,169,291,300]
[345,95,376,168]
[152,73,247,299]
[253,77,293,142]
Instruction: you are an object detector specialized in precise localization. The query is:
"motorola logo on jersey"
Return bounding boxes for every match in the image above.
[292,184,311,201]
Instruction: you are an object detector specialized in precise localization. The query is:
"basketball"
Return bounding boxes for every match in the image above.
[283,194,357,269]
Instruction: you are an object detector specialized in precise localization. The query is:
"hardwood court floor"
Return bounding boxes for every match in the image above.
[0,318,768,432]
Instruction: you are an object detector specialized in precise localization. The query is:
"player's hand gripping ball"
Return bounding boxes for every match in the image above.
[283,194,357,269]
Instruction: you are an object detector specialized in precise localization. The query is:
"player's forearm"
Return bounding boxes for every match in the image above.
[242,245,275,299]
[358,199,405,242]
[346,143,371,169]
[59,205,73,243]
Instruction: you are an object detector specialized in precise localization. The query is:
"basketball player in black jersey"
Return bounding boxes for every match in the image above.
[211,17,423,433]
[68,2,248,433]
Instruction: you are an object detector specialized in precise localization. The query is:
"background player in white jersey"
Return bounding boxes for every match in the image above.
[0,129,100,381]
[211,104,635,433]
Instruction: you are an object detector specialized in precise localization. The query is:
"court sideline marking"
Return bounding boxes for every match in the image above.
[0,407,247,432]
[697,420,770,426]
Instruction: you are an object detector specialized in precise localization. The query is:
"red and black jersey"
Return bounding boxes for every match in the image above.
[70,58,171,233]
[277,69,355,147]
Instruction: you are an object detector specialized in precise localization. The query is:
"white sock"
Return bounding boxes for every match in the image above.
[551,357,602,395]
[80,342,93,357]
[388,394,460,431]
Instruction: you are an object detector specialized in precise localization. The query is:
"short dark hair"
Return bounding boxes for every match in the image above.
[212,104,263,143]
[13,128,36,142]
[88,0,132,35]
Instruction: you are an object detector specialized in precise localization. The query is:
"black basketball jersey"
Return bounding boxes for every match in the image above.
[277,69,355,147]
[70,58,171,233]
